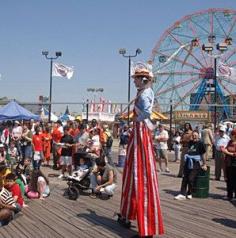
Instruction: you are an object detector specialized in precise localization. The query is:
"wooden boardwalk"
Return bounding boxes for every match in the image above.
[0,147,236,238]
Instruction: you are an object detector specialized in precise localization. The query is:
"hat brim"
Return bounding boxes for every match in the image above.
[131,72,153,79]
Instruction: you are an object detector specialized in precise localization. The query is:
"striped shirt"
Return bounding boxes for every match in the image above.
[0,187,16,206]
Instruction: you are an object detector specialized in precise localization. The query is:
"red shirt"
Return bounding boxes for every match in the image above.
[32,134,43,151]
[10,183,24,207]
[52,128,62,143]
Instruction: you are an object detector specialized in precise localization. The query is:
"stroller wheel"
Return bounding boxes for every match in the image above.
[68,186,79,200]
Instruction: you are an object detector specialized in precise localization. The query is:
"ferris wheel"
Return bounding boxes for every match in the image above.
[150,8,236,120]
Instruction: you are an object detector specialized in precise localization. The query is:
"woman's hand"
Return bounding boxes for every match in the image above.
[95,185,102,192]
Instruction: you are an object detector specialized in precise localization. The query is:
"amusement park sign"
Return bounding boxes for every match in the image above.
[174,111,210,121]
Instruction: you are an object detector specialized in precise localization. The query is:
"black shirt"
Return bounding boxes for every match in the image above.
[60,135,74,156]
[187,140,206,156]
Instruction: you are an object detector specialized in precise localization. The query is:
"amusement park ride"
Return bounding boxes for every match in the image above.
[150,8,236,124]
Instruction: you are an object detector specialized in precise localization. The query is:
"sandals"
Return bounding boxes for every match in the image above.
[89,193,97,199]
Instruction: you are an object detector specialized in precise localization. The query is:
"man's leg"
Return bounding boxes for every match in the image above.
[215,151,221,180]
[52,144,58,169]
[157,149,162,171]
[162,149,170,172]
[90,173,98,192]
[106,147,114,166]
[187,166,200,195]
[180,170,189,196]
[178,147,187,177]
[226,167,233,199]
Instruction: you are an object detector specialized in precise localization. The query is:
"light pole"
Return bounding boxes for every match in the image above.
[202,42,228,131]
[119,48,142,126]
[86,99,89,122]
[42,51,62,122]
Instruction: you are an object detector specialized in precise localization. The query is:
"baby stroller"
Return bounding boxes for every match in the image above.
[64,152,94,200]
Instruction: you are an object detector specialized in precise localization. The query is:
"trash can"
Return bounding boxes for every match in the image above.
[192,166,210,198]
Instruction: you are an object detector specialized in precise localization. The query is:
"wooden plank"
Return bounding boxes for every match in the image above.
[0,226,14,238]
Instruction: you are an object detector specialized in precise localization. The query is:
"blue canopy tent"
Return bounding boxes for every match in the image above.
[0,101,40,121]
[59,114,75,121]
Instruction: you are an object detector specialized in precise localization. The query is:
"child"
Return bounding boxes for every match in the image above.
[26,170,50,200]
[88,129,101,157]
[69,157,89,182]
[0,162,11,188]
[5,173,25,208]
[0,144,6,164]
[23,158,32,184]
[0,183,21,214]
[42,126,52,166]
[7,141,18,169]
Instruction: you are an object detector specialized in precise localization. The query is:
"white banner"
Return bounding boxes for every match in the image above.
[217,62,236,78]
[52,63,74,79]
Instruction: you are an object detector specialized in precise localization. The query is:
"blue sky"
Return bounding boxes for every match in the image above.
[0,0,236,113]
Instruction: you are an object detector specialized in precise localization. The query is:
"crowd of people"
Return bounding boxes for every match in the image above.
[0,118,118,226]
[0,116,235,233]
[151,121,236,201]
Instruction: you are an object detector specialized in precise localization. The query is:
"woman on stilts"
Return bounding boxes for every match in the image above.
[118,62,164,238]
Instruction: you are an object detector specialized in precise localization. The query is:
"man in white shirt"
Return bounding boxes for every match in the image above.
[215,126,230,181]
[154,124,170,172]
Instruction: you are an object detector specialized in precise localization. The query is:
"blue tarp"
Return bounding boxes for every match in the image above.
[0,101,40,121]
[60,114,70,121]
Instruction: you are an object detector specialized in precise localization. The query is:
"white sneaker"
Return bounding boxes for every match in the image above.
[187,194,192,200]
[58,174,64,179]
[165,168,170,173]
[174,194,186,200]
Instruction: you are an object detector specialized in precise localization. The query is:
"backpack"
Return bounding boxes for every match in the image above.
[106,135,113,148]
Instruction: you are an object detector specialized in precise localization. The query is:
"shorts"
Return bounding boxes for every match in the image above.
[24,146,33,158]
[156,149,168,159]
[60,156,72,166]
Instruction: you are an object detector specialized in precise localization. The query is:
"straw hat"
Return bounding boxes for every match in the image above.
[131,62,153,80]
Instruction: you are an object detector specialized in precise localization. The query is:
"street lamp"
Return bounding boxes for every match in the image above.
[42,51,62,122]
[202,42,228,131]
[119,48,142,125]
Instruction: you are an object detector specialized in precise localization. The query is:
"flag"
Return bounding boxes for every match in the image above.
[217,62,236,78]
[52,63,74,79]
[98,97,106,112]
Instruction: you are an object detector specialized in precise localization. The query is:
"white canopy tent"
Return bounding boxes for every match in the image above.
[40,107,58,122]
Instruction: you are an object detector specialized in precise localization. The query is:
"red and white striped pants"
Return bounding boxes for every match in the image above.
[120,121,164,236]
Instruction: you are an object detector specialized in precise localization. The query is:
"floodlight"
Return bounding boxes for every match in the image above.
[136,48,142,55]
[55,51,62,57]
[42,51,49,56]
[119,48,126,55]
